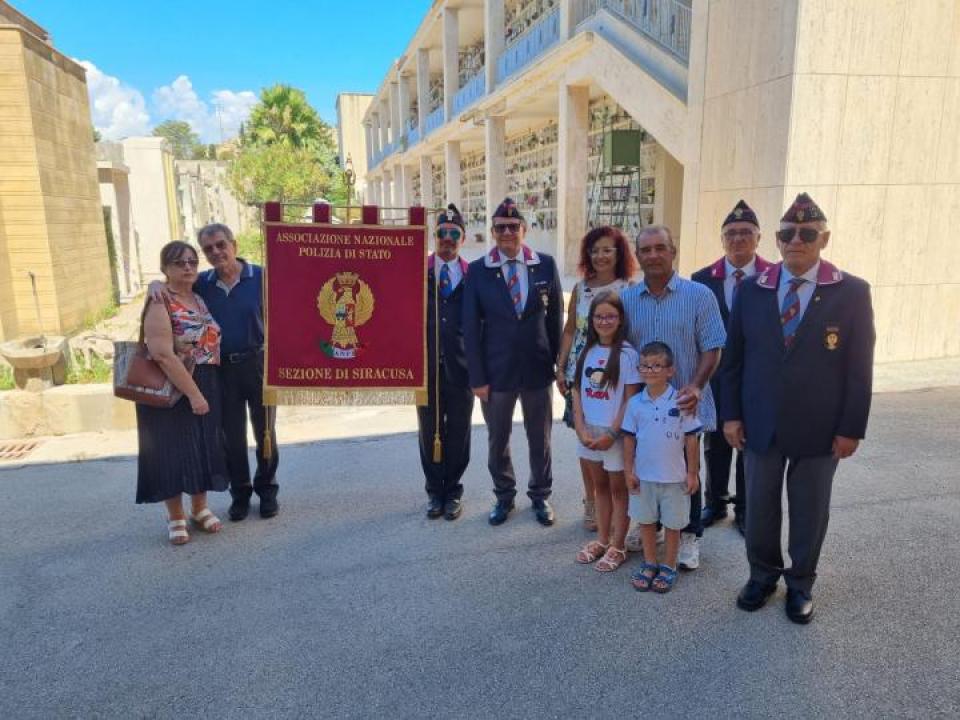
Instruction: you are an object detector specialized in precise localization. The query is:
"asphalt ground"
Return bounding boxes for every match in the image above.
[1,387,959,719]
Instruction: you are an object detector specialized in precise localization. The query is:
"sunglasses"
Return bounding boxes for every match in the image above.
[775,227,822,244]
[492,222,522,235]
[436,228,462,241]
[170,258,199,269]
[201,239,229,254]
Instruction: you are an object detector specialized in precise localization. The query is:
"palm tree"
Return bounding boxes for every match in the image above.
[244,84,330,150]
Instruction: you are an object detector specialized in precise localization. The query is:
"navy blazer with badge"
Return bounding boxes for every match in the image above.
[463,245,564,391]
[719,260,875,459]
[426,254,470,388]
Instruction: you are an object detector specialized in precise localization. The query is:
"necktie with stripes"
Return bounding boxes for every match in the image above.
[780,277,807,347]
[506,260,522,317]
[438,262,452,299]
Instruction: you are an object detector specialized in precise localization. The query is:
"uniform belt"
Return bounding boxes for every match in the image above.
[225,347,262,364]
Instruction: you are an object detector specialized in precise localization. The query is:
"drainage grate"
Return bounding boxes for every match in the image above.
[0,440,40,461]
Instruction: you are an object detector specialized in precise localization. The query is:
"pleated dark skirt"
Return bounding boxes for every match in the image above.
[135,364,230,504]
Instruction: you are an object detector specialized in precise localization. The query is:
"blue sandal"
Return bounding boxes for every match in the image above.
[631,562,660,592]
[652,564,679,593]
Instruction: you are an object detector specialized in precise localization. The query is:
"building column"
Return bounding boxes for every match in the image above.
[420,155,435,209]
[444,140,462,209]
[557,83,590,274]
[379,99,390,149]
[443,7,460,121]
[484,115,506,247]
[417,48,430,132]
[395,163,413,208]
[382,171,393,211]
[364,123,374,169]
[654,146,683,239]
[484,0,505,93]
[390,81,402,144]
[398,75,412,138]
[369,175,381,206]
[559,0,576,40]
[372,113,382,161]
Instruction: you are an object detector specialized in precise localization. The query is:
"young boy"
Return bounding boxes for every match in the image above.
[622,341,702,593]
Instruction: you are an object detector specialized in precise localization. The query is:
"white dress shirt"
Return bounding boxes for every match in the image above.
[723,257,757,311]
[777,260,821,322]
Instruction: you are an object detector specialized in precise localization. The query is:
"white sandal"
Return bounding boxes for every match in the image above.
[190,508,222,534]
[168,519,190,545]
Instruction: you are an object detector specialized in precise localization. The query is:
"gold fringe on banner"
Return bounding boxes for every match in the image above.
[266,388,423,406]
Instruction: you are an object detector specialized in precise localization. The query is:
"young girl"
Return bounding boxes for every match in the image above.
[573,291,642,572]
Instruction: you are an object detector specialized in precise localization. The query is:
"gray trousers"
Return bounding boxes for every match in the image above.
[744,448,839,593]
[481,387,553,503]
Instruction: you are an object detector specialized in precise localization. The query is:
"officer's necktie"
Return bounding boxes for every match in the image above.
[505,260,523,317]
[733,268,745,288]
[780,277,807,347]
[438,262,452,299]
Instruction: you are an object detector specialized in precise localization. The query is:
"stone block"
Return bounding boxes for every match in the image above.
[786,74,846,186]
[899,0,956,76]
[828,184,887,286]
[888,77,946,184]
[795,0,854,74]
[876,185,931,288]
[848,0,907,75]
[837,76,897,185]
[935,79,960,183]
[872,285,920,363]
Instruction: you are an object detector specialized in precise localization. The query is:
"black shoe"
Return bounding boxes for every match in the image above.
[488,500,515,526]
[229,498,250,522]
[734,513,746,537]
[786,589,814,624]
[444,497,463,521]
[736,580,777,612]
[531,499,555,526]
[426,497,445,519]
[259,496,279,519]
[701,506,728,527]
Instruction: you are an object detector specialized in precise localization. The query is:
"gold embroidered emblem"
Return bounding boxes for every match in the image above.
[317,271,375,359]
[796,209,805,222]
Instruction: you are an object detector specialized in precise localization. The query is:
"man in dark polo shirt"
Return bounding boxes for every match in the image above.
[195,224,278,521]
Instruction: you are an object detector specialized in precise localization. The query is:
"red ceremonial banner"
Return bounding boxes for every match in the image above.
[263,215,427,403]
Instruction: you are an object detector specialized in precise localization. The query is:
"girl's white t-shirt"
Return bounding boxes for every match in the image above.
[578,343,641,427]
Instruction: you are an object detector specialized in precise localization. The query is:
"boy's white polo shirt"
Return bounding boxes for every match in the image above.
[621,385,703,483]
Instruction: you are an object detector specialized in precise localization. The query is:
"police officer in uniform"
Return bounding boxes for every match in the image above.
[692,200,772,535]
[721,193,875,624]
[463,198,564,527]
[418,204,474,521]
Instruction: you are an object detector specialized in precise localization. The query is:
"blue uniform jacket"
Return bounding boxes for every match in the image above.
[719,260,875,458]
[426,254,470,388]
[463,246,563,392]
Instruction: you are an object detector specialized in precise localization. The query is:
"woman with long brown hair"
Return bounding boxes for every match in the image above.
[556,226,637,530]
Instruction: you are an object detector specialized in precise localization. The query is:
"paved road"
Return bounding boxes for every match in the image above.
[2,388,959,719]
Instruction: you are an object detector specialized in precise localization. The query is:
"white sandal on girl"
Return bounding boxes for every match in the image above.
[190,508,222,534]
[168,519,190,545]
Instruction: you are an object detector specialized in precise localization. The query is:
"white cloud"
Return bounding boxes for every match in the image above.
[77,60,151,139]
[152,75,257,143]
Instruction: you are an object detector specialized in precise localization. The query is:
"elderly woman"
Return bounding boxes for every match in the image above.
[555,226,637,530]
[136,241,229,545]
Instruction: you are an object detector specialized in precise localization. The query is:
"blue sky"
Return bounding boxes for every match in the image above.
[14,0,428,141]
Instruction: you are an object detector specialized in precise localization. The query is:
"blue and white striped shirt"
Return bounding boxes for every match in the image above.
[621,273,726,430]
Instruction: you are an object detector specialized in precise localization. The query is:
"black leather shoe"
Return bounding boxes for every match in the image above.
[488,501,515,526]
[444,497,463,521]
[259,496,279,519]
[229,498,250,522]
[786,589,814,624]
[701,506,728,527]
[736,580,777,611]
[426,497,445,519]
[734,513,746,537]
[531,499,555,526]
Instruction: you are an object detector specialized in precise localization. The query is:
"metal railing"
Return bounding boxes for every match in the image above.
[496,8,561,83]
[452,69,486,115]
[572,0,691,65]
[424,105,445,136]
[406,120,421,148]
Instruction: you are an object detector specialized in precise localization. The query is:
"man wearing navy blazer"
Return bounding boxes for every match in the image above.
[463,198,564,526]
[692,200,773,536]
[721,193,875,624]
[418,204,474,522]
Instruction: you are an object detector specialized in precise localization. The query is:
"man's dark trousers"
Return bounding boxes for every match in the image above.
[221,350,278,501]
[481,388,553,503]
[417,377,474,501]
[705,430,745,516]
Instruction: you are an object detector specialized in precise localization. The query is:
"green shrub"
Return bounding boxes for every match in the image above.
[66,354,112,385]
[0,364,13,391]
[235,230,264,265]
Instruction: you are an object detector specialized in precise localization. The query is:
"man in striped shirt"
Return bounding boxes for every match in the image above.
[621,225,726,570]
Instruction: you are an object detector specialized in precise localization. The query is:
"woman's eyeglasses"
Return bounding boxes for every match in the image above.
[170,258,199,269]
[592,314,620,324]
